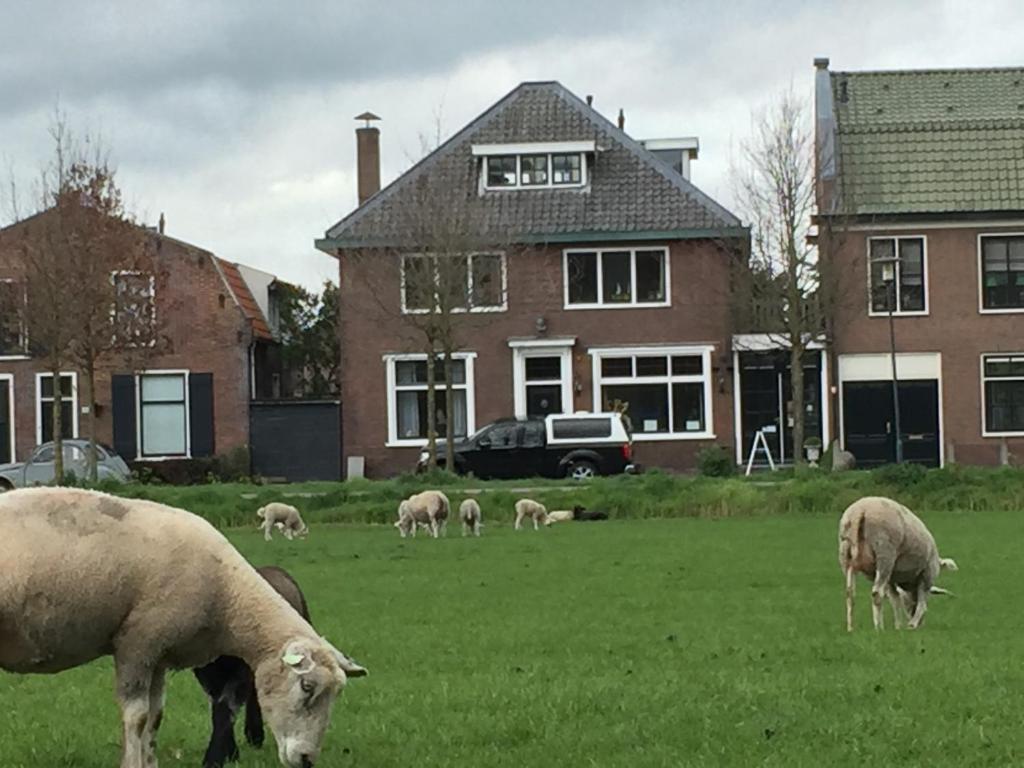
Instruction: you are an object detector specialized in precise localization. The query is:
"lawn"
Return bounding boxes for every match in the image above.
[2,509,1023,766]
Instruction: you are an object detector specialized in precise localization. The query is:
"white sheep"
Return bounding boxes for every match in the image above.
[544,509,574,526]
[394,490,450,538]
[514,499,548,530]
[0,487,367,768]
[459,498,482,537]
[257,502,309,542]
[838,495,958,632]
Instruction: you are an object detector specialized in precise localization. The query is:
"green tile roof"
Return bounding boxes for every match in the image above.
[832,68,1024,215]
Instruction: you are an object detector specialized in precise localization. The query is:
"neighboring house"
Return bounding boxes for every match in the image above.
[316,81,747,477]
[0,212,280,469]
[815,59,1024,467]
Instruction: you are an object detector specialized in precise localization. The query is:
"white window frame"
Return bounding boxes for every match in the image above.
[588,345,715,441]
[977,233,1024,314]
[0,278,29,360]
[383,352,477,447]
[563,247,671,309]
[866,235,929,317]
[980,353,1024,437]
[134,369,191,461]
[481,153,588,191]
[111,270,157,345]
[0,373,14,462]
[509,339,575,419]
[400,253,508,315]
[35,372,79,445]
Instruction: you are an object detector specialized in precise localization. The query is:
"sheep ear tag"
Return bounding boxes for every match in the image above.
[282,653,304,666]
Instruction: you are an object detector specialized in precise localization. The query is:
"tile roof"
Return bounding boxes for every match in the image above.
[216,258,273,340]
[320,81,741,249]
[832,67,1024,215]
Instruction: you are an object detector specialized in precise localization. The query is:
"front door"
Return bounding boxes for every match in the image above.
[739,352,823,465]
[513,346,572,418]
[842,380,940,467]
[0,379,10,464]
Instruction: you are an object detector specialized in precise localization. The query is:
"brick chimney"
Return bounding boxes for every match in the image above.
[355,111,381,206]
[617,108,625,130]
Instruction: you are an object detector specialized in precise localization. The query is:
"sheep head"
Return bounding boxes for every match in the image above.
[254,638,367,768]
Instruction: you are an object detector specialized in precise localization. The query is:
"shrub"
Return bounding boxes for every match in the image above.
[696,445,736,477]
[872,461,928,487]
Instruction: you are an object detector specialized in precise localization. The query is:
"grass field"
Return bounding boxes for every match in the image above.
[2,509,1023,767]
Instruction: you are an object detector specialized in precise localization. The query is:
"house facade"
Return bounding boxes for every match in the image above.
[0,213,277,470]
[815,59,1024,467]
[317,81,747,477]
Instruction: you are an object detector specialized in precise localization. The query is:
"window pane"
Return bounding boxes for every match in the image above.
[601,251,632,303]
[869,239,895,312]
[470,254,503,308]
[526,385,562,416]
[603,383,668,433]
[436,255,469,311]
[551,417,611,439]
[40,401,75,443]
[672,383,706,432]
[482,422,518,446]
[525,356,561,381]
[114,273,155,341]
[520,155,548,186]
[0,281,23,354]
[635,356,668,376]
[1011,239,1024,308]
[396,391,424,438]
[403,256,434,311]
[635,250,666,303]
[567,252,598,304]
[521,421,546,447]
[986,380,1024,432]
[672,356,703,375]
[985,356,1024,378]
[141,374,185,403]
[551,154,581,184]
[141,403,186,455]
[487,156,517,186]
[898,239,925,311]
[601,357,632,377]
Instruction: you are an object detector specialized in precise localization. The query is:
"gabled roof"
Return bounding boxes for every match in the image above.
[216,258,274,340]
[318,81,741,250]
[831,66,1024,215]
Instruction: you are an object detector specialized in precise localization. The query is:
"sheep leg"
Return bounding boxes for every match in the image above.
[243,677,265,749]
[886,585,906,630]
[262,520,272,542]
[474,521,481,537]
[870,557,896,631]
[533,515,539,531]
[844,566,856,632]
[430,518,439,538]
[514,511,523,530]
[115,660,154,768]
[908,583,929,629]
[462,521,469,537]
[142,667,166,768]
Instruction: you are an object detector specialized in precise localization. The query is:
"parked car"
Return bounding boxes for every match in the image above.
[417,412,637,480]
[0,439,131,490]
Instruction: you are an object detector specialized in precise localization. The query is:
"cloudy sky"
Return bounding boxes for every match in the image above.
[1,0,1019,289]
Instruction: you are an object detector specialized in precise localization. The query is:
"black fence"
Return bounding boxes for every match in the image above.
[250,400,341,481]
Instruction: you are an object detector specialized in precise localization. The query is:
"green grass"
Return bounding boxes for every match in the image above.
[2,509,1023,766]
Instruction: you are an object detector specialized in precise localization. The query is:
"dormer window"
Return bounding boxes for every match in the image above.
[473,141,594,190]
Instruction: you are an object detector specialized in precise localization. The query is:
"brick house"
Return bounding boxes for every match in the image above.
[0,213,278,470]
[316,81,747,477]
[815,59,1024,467]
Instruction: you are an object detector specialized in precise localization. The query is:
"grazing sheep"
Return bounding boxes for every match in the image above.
[194,565,311,768]
[459,498,482,537]
[0,488,366,768]
[257,503,309,542]
[395,490,450,538]
[572,505,609,521]
[514,499,548,530]
[838,495,958,632]
[544,509,574,525]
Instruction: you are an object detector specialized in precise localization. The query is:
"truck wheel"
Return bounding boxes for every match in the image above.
[566,460,598,480]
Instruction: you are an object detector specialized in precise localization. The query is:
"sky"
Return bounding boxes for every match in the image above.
[1,0,1021,290]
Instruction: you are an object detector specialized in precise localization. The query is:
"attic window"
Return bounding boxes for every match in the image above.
[472,141,594,191]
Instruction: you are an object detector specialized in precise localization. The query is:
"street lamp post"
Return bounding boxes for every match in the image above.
[874,255,903,464]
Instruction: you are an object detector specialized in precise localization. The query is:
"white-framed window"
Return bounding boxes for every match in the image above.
[867,236,927,315]
[589,346,714,441]
[482,153,587,190]
[510,340,574,419]
[564,248,670,308]
[35,372,79,445]
[978,234,1024,313]
[401,253,506,314]
[384,353,476,447]
[0,373,14,463]
[113,271,156,343]
[0,278,28,358]
[981,354,1024,436]
[136,371,190,459]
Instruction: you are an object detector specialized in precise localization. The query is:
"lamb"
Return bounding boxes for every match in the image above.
[257,502,309,542]
[194,565,312,768]
[0,487,367,768]
[459,498,483,537]
[394,490,450,538]
[514,499,548,530]
[838,495,958,632]
[544,509,574,525]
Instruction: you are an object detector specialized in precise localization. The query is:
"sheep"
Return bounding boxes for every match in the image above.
[394,490,450,538]
[544,509,574,525]
[458,498,482,537]
[0,487,367,768]
[838,495,958,632]
[194,565,312,768]
[257,503,309,542]
[572,505,609,521]
[514,499,548,530]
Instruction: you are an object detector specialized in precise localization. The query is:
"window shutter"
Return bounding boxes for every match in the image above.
[189,373,215,457]
[111,375,137,461]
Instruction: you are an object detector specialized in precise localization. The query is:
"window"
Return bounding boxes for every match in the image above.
[486,156,517,187]
[0,279,27,356]
[138,373,188,458]
[481,152,586,189]
[36,373,78,444]
[868,237,927,314]
[551,154,581,184]
[520,155,548,186]
[401,253,506,313]
[551,417,612,440]
[113,271,156,343]
[0,375,12,464]
[591,347,712,439]
[982,354,1024,434]
[565,248,669,308]
[980,235,1024,311]
[386,354,476,446]
[524,356,564,417]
